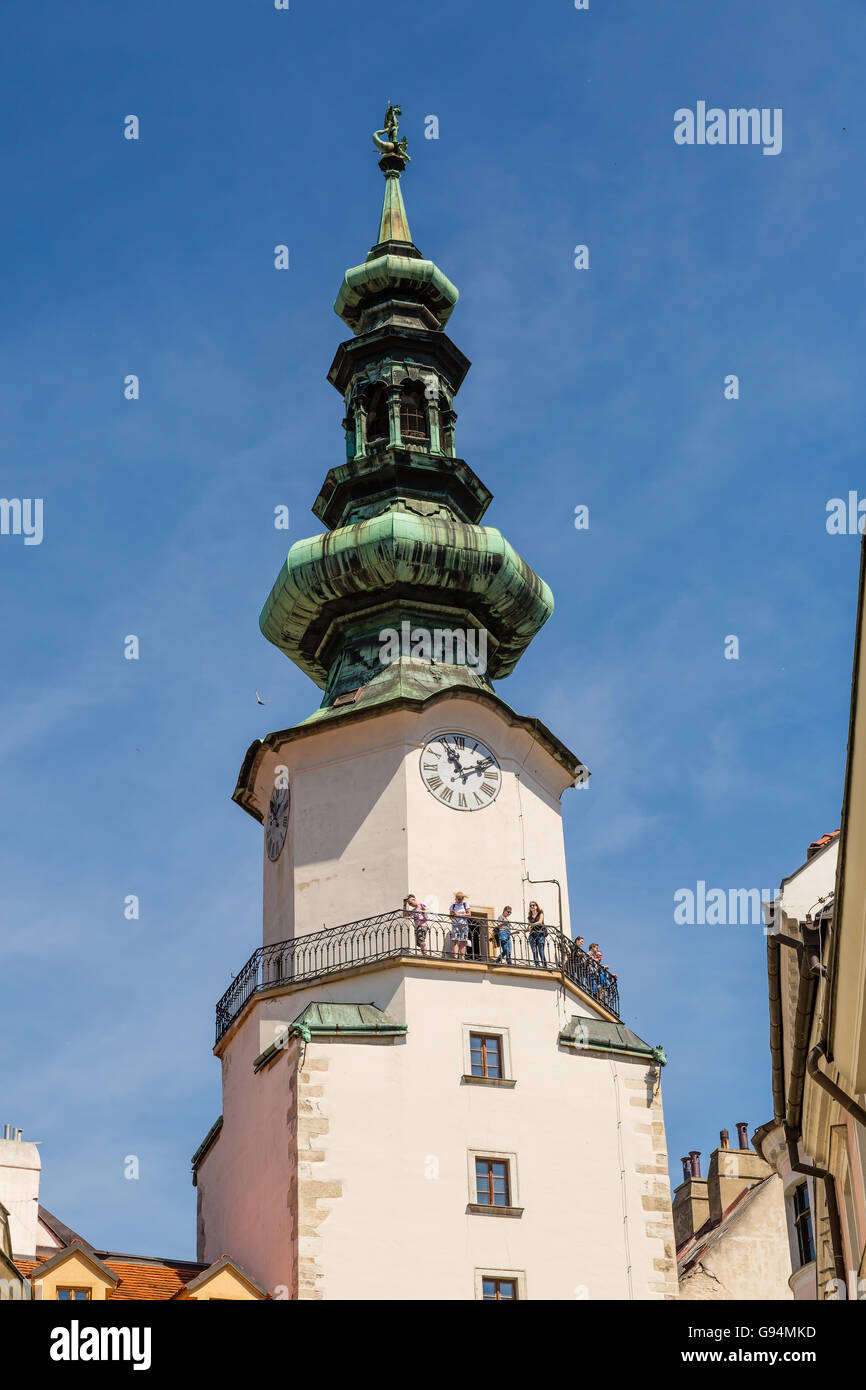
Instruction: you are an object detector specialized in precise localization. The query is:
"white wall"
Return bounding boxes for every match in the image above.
[254,697,576,947]
[197,962,676,1300]
[0,1138,41,1258]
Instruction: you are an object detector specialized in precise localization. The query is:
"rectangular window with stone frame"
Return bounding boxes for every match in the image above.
[475,1157,510,1207]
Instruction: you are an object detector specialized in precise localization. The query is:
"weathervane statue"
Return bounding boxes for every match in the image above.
[373,102,411,167]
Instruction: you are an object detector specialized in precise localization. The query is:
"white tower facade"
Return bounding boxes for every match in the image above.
[193,115,677,1301]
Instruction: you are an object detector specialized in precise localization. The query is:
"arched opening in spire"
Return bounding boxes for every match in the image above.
[366,387,389,450]
[400,385,428,446]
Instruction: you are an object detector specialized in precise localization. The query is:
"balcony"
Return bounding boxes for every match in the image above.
[215,910,621,1043]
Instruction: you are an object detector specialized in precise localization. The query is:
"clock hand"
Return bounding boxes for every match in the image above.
[442,745,463,773]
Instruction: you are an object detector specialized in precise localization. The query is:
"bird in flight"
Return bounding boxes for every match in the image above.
[255,690,271,705]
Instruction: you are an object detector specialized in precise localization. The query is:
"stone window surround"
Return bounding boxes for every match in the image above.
[466,1147,522,1217]
[462,1022,513,1083]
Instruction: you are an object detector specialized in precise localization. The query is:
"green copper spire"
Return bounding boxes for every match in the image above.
[377,167,412,244]
[373,104,413,245]
[259,111,555,719]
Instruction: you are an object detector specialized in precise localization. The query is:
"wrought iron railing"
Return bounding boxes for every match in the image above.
[215,910,620,1042]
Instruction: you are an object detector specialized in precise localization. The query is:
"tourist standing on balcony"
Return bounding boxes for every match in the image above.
[450,891,471,961]
[494,906,513,964]
[527,902,547,967]
[404,895,429,956]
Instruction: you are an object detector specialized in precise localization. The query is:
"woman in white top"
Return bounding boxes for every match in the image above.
[449,891,471,960]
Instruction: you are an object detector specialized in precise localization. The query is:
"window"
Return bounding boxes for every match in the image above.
[470,1033,502,1079]
[462,1024,514,1085]
[792,1183,814,1266]
[57,1287,91,1300]
[482,1276,517,1301]
[475,1157,509,1207]
[366,388,389,446]
[400,387,427,442]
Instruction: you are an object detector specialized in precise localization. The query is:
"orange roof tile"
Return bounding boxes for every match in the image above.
[17,1252,208,1300]
[104,1258,204,1301]
[809,830,841,849]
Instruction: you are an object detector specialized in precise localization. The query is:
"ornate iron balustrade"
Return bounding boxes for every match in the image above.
[215,910,620,1042]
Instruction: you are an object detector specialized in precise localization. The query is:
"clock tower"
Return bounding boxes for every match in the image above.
[194,110,678,1302]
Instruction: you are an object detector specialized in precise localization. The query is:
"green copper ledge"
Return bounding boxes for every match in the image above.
[335,254,459,333]
[559,1019,666,1064]
[259,510,554,688]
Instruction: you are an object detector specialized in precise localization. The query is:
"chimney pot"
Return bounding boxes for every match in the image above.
[720,1129,730,1149]
[736,1122,749,1150]
[681,1156,692,1182]
[2,1125,10,1141]
[689,1149,702,1178]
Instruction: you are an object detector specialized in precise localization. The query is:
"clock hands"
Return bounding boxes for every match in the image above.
[442,744,464,775]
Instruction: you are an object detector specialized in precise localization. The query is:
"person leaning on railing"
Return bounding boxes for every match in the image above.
[588,942,617,996]
[493,906,513,964]
[527,901,547,967]
[403,894,429,956]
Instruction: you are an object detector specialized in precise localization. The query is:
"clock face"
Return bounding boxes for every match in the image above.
[265,786,291,861]
[420,732,501,811]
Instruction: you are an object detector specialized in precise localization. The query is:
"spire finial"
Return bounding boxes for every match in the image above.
[371,103,412,249]
[373,102,411,173]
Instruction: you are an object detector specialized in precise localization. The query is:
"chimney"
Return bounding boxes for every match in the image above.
[706,1126,770,1224]
[0,1127,42,1257]
[673,1149,709,1250]
[719,1129,730,1149]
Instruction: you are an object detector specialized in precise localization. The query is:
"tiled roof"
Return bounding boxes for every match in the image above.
[16,1251,208,1300]
[806,830,841,858]
[101,1257,206,1301]
[677,1178,770,1268]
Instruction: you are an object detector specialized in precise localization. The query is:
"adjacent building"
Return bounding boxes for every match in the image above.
[674,1125,793,1300]
[756,538,866,1299]
[0,1126,264,1302]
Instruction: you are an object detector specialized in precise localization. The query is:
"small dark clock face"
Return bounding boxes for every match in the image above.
[265,786,291,861]
[420,732,501,810]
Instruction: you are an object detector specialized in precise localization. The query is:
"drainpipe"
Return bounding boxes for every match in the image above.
[784,1125,846,1286]
[766,934,787,1122]
[770,919,846,1286]
[807,1041,866,1128]
[523,875,563,932]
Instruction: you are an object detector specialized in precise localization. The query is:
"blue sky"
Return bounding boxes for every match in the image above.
[1,0,864,1259]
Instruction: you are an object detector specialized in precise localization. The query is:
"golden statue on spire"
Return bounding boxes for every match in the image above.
[373,103,411,163]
